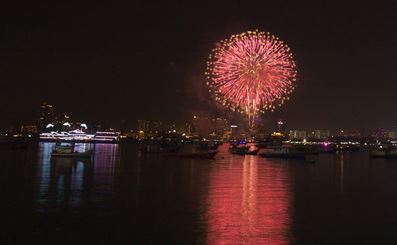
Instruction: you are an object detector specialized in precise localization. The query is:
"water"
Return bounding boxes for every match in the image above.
[2,142,397,244]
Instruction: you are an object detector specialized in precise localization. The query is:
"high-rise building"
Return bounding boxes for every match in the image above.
[39,102,56,131]
[183,123,192,136]
[192,115,230,138]
[20,124,38,134]
[289,130,307,140]
[212,117,229,139]
[150,121,163,134]
[276,119,285,132]
[393,120,397,140]
[192,116,212,137]
[137,120,150,133]
[313,129,330,140]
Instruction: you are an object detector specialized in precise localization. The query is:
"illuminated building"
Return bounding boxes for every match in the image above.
[137,120,149,132]
[212,117,230,139]
[20,124,38,134]
[388,130,396,139]
[150,121,163,134]
[393,120,397,139]
[136,120,167,138]
[39,102,56,131]
[166,123,177,132]
[289,130,307,140]
[192,116,213,137]
[184,123,192,136]
[276,119,285,132]
[192,115,230,139]
[60,113,72,131]
[313,129,330,140]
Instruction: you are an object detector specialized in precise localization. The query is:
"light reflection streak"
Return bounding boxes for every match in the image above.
[206,153,292,244]
[35,143,119,210]
[92,144,119,194]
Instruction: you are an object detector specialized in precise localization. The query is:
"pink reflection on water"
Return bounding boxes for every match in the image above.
[206,149,292,244]
[92,144,119,194]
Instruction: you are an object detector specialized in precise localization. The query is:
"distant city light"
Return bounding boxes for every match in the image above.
[81,123,88,129]
[46,123,54,128]
[63,122,71,127]
[231,125,238,128]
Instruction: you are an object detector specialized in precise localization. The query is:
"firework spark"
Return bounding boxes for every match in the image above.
[206,30,297,128]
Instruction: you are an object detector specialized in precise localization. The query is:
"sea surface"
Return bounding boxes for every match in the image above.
[2,142,397,244]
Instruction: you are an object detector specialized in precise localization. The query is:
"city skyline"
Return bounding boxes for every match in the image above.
[2,1,397,131]
[5,100,397,136]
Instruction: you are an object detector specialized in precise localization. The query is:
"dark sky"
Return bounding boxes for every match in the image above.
[1,1,397,131]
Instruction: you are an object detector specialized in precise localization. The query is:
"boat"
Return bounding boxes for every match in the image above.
[196,141,220,151]
[53,142,74,153]
[93,131,121,143]
[259,145,309,159]
[229,144,249,155]
[336,144,360,151]
[371,144,397,158]
[51,142,93,158]
[51,150,93,158]
[39,130,95,142]
[162,150,218,159]
[246,148,259,155]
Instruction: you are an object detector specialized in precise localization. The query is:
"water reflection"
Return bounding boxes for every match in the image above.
[14,143,397,243]
[46,157,91,209]
[35,143,119,210]
[205,148,293,244]
[92,144,119,204]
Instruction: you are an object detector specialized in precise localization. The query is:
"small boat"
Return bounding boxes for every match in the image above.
[371,145,397,158]
[51,142,93,158]
[51,150,93,158]
[229,144,249,155]
[259,145,307,159]
[246,148,259,155]
[196,141,220,151]
[162,150,218,159]
[336,144,360,151]
[53,142,74,153]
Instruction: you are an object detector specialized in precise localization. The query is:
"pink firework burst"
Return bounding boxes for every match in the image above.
[206,30,297,128]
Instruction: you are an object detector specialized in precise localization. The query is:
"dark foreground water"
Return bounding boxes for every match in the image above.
[2,142,397,244]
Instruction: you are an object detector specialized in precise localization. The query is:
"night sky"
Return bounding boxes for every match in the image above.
[1,1,397,131]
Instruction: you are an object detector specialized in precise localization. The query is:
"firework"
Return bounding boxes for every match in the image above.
[206,30,297,128]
